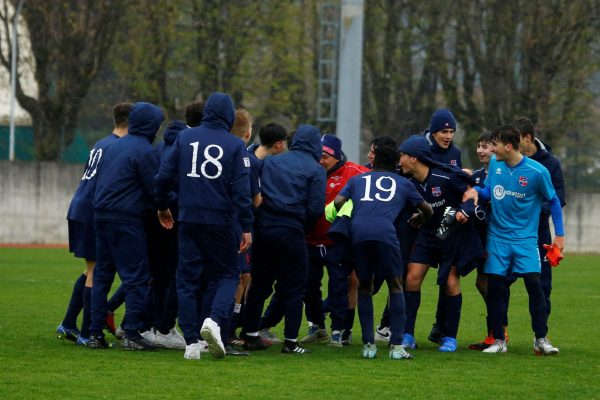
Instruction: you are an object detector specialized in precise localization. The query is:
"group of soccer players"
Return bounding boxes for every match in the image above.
[56,92,566,360]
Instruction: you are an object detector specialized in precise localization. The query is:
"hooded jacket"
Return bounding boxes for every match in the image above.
[424,130,462,168]
[257,124,327,231]
[156,119,188,212]
[94,102,164,223]
[155,92,253,231]
[529,138,566,236]
[67,132,119,224]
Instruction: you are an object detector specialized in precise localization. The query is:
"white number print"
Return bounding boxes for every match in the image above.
[82,148,102,180]
[360,175,397,202]
[187,142,224,180]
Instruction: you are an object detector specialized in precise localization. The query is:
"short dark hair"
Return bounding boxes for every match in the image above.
[372,145,399,171]
[259,123,288,147]
[491,125,520,148]
[514,117,535,139]
[113,103,133,128]
[477,130,493,144]
[184,101,204,127]
[371,136,397,149]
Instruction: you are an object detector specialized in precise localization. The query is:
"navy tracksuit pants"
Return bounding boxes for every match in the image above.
[90,220,149,337]
[304,243,350,332]
[177,222,239,344]
[244,225,309,340]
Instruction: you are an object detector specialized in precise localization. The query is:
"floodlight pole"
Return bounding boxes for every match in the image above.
[9,0,25,161]
[335,0,364,164]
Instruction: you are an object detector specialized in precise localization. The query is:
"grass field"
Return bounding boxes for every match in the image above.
[0,248,599,399]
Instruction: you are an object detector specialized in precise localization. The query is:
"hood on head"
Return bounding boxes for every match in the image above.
[128,102,165,141]
[201,92,235,131]
[399,135,433,161]
[163,119,187,145]
[291,124,322,162]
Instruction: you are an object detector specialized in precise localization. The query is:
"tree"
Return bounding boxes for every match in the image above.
[0,0,126,159]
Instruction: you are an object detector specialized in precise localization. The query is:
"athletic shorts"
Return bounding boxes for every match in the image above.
[484,237,541,276]
[68,219,96,260]
[353,241,403,282]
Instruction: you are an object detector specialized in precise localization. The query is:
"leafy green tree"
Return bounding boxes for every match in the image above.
[0,0,126,159]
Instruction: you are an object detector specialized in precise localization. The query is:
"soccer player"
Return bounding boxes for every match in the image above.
[242,124,326,355]
[89,102,164,350]
[334,145,432,359]
[466,131,513,350]
[423,108,463,344]
[58,103,132,345]
[398,135,483,352]
[140,119,188,350]
[424,108,462,168]
[155,92,253,360]
[365,136,397,169]
[463,125,564,355]
[301,134,369,346]
[516,117,566,323]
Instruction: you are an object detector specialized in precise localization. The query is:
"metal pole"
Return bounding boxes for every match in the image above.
[9,0,25,161]
[335,0,364,164]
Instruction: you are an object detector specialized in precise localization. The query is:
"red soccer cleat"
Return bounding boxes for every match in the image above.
[543,244,564,267]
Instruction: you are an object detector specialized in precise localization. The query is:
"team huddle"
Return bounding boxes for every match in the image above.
[56,92,566,360]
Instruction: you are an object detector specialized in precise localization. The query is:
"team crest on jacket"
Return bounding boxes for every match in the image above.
[450,160,457,167]
[519,176,528,187]
[432,186,442,197]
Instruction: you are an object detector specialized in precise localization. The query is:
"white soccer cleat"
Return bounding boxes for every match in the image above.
[200,318,225,359]
[534,337,559,356]
[198,340,210,353]
[482,339,507,353]
[375,326,391,343]
[389,344,413,360]
[184,342,202,360]
[154,328,186,350]
[140,328,157,344]
[362,343,377,359]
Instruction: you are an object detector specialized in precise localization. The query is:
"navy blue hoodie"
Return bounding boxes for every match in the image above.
[155,119,187,213]
[424,130,462,168]
[155,92,253,232]
[257,124,326,231]
[67,132,119,224]
[94,102,164,223]
[530,138,566,236]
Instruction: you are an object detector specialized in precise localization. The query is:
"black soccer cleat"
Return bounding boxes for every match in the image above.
[242,334,271,351]
[428,323,444,345]
[225,345,250,356]
[282,340,312,354]
[122,335,158,351]
[87,335,112,349]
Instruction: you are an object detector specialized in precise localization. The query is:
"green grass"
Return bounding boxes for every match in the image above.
[0,249,599,399]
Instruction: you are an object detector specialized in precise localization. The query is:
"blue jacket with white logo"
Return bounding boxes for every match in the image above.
[155,93,253,232]
[93,102,164,223]
[67,133,119,224]
[257,124,326,231]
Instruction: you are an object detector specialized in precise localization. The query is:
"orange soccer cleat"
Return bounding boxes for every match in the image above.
[543,244,564,267]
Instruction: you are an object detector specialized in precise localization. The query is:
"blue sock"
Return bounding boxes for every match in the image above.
[62,273,86,329]
[80,287,92,339]
[403,290,421,335]
[357,294,374,344]
[444,293,462,338]
[388,292,406,345]
[523,273,548,339]
[487,276,506,340]
[107,284,126,312]
[343,308,355,331]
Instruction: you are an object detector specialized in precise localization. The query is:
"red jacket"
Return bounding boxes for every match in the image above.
[306,161,369,246]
